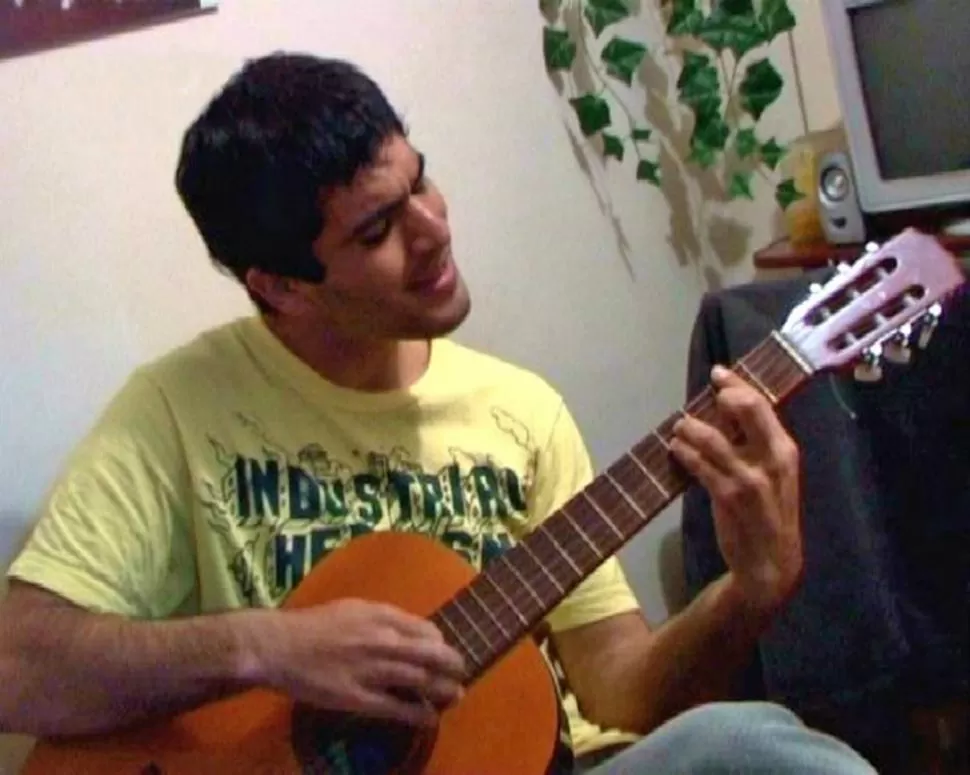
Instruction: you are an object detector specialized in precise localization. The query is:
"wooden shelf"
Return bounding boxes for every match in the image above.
[754,234,970,271]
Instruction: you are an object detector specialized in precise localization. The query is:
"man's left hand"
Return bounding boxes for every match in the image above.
[670,364,803,613]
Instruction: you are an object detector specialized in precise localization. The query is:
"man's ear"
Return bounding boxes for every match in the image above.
[245,268,312,315]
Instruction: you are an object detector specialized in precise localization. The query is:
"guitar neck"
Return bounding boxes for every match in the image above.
[430,330,813,681]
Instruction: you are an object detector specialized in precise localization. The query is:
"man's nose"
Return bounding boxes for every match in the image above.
[405,198,450,252]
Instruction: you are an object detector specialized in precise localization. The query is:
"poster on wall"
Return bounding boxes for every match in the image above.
[0,0,217,60]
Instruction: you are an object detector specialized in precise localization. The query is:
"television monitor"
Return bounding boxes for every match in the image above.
[819,0,970,219]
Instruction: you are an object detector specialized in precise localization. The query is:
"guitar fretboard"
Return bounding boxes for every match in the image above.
[429,331,811,681]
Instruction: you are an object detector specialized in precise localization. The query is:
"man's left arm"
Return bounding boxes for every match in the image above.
[549,365,803,735]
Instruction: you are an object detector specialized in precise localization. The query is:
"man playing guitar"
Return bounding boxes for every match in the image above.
[0,53,877,774]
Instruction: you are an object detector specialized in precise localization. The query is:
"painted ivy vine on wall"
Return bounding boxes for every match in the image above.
[542,0,805,212]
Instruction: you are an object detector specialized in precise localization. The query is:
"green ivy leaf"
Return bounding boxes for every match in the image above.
[728,171,755,200]
[636,158,662,185]
[583,0,631,37]
[759,0,796,42]
[739,58,783,120]
[569,93,612,136]
[631,126,653,142]
[734,127,758,159]
[603,133,625,161]
[543,27,576,71]
[690,110,730,169]
[667,0,704,36]
[760,137,786,170]
[601,37,647,86]
[677,51,721,119]
[694,111,730,150]
[689,142,718,168]
[698,0,765,57]
[775,177,804,210]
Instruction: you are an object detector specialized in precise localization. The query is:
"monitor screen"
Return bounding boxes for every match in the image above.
[849,0,970,181]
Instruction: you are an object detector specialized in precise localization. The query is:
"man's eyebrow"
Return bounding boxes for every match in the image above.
[413,152,426,187]
[346,152,427,242]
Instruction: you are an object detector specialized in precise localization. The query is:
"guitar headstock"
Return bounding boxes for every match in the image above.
[781,229,965,382]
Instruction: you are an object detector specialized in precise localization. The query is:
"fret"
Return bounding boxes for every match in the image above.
[519,540,565,594]
[605,456,669,523]
[532,524,582,578]
[652,429,672,451]
[498,553,544,608]
[543,504,605,571]
[452,596,494,650]
[624,450,671,500]
[602,471,649,525]
[741,336,809,405]
[478,572,529,625]
[659,407,695,437]
[631,435,686,496]
[434,608,483,668]
[563,499,606,559]
[771,330,813,377]
[586,476,626,540]
[736,360,777,403]
[466,586,511,639]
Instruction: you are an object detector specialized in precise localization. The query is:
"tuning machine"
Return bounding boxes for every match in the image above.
[854,342,884,383]
[883,323,913,365]
[916,303,943,349]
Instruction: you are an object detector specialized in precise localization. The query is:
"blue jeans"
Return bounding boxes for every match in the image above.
[578,702,878,774]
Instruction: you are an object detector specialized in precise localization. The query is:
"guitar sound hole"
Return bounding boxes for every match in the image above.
[291,698,435,775]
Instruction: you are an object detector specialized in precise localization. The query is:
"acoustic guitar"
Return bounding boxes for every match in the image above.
[21,230,965,774]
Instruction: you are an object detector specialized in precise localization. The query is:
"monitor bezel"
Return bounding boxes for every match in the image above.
[820,0,970,214]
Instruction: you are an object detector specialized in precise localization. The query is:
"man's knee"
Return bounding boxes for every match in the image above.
[595,701,877,774]
[660,701,875,773]
[675,700,804,735]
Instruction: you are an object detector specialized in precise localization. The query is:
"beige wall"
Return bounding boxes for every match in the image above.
[0,3,838,770]
[791,1,843,131]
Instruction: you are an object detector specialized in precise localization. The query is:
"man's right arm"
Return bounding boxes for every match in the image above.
[0,580,268,736]
[0,580,466,738]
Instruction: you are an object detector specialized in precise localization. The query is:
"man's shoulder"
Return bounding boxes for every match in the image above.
[137,315,255,386]
[438,338,566,402]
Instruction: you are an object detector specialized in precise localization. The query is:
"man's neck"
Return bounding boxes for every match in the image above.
[262,315,431,392]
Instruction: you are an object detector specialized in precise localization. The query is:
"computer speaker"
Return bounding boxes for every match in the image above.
[816,150,866,245]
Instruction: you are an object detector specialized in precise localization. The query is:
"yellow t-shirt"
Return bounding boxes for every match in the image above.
[8,315,641,758]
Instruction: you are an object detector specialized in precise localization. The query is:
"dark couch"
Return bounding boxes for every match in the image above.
[681,267,969,770]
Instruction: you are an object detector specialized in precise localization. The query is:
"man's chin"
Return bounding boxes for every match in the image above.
[409,285,472,339]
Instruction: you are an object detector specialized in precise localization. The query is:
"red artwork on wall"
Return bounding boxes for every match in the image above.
[0,0,216,60]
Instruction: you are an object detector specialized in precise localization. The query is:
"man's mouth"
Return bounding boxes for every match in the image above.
[408,253,456,295]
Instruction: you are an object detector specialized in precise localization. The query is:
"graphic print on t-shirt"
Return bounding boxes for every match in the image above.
[195,408,540,605]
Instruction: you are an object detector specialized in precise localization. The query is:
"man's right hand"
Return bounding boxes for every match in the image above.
[243,599,467,728]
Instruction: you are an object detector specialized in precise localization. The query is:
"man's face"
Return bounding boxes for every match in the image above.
[264,134,471,342]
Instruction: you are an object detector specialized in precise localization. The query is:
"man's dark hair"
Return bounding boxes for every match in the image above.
[175,52,405,310]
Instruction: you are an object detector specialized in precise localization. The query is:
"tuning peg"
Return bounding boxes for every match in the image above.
[835,262,851,274]
[916,303,944,349]
[865,241,881,253]
[853,342,884,383]
[809,282,824,295]
[883,323,913,365]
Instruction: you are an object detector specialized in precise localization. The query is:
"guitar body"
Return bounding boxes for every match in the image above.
[22,532,561,775]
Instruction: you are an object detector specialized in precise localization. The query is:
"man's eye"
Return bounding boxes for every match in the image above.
[359,218,391,247]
